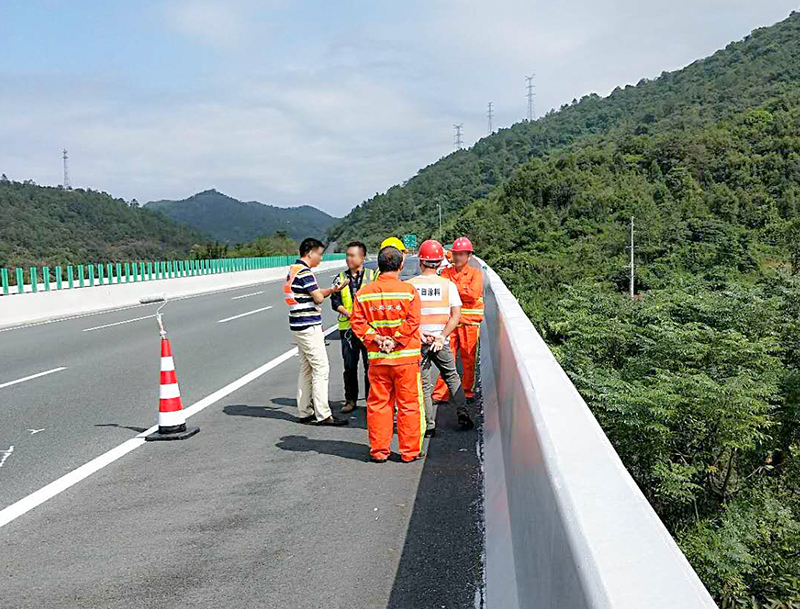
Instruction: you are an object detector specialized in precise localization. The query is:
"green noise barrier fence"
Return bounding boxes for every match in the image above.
[1,254,346,296]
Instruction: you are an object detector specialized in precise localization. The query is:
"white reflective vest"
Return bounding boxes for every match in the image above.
[407,274,454,335]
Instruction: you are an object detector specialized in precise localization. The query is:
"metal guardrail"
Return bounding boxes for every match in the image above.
[477,257,719,609]
[0,254,346,296]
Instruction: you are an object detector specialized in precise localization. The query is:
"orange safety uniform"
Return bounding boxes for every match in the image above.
[433,263,484,401]
[350,272,425,462]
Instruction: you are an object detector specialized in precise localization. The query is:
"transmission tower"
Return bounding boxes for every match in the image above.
[62,149,71,189]
[453,123,464,150]
[487,102,494,135]
[525,73,536,121]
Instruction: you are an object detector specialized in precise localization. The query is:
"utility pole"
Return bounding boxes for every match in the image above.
[453,123,464,150]
[525,74,536,122]
[487,101,494,135]
[62,149,71,190]
[629,216,635,298]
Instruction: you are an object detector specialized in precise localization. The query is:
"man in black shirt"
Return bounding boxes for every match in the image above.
[331,241,377,413]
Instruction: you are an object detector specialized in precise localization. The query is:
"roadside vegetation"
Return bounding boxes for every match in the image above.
[330,12,800,606]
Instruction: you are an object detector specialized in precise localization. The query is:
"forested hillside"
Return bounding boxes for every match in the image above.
[328,11,800,249]
[334,12,800,607]
[188,231,298,260]
[0,179,205,269]
[147,189,336,243]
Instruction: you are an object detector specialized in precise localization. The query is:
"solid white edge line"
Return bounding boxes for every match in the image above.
[231,291,265,300]
[82,314,156,332]
[217,306,274,323]
[0,326,337,530]
[0,367,68,390]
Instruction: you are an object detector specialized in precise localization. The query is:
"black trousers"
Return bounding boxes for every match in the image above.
[340,329,369,403]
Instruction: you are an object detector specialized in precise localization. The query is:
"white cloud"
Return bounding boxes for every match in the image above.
[1,1,798,216]
[165,1,251,48]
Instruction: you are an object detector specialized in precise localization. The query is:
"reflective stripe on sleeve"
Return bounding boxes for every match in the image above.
[357,292,415,302]
[368,349,421,360]
[372,319,404,328]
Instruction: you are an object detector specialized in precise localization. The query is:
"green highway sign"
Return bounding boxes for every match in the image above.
[402,234,417,249]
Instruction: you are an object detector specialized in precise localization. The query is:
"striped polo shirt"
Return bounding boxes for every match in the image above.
[288,261,322,331]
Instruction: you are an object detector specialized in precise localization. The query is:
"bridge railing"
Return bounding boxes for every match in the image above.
[477,257,719,609]
[0,254,346,296]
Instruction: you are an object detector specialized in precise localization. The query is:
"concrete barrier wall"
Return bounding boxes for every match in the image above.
[478,258,719,609]
[0,260,346,329]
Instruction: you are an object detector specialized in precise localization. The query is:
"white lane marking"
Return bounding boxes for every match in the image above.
[0,446,13,469]
[0,326,337,529]
[82,315,156,332]
[0,367,67,390]
[217,306,273,323]
[0,270,343,334]
[231,291,264,300]
[27,429,45,435]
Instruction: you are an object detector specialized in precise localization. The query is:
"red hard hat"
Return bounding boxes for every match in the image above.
[418,239,445,261]
[451,236,474,253]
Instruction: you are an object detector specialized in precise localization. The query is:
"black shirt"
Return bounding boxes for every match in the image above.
[330,268,366,311]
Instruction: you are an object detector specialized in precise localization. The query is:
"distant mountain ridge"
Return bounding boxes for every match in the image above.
[0,179,205,268]
[146,189,337,243]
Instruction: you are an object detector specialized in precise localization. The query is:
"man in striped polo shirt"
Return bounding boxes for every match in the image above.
[284,238,349,426]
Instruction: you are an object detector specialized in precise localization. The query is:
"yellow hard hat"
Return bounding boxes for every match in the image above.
[380,237,406,252]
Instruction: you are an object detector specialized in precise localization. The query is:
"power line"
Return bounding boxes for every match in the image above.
[453,123,464,150]
[62,149,71,190]
[487,101,494,135]
[525,73,536,121]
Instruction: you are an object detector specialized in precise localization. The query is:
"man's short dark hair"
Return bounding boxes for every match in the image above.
[299,237,325,257]
[378,246,403,272]
[346,241,367,256]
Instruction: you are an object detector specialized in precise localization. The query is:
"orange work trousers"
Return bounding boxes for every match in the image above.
[367,363,425,462]
[433,325,480,401]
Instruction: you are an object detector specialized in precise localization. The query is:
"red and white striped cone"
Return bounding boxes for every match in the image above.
[145,337,199,442]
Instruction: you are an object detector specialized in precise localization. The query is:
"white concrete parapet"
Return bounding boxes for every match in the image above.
[478,257,718,609]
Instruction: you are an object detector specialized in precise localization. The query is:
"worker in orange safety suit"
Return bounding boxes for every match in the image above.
[350,245,425,463]
[432,236,484,405]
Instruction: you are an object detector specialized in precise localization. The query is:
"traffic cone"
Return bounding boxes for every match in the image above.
[145,337,199,442]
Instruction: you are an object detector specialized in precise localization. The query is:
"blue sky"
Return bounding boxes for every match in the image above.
[1,0,798,216]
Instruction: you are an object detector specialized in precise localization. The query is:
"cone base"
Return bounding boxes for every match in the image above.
[145,426,200,442]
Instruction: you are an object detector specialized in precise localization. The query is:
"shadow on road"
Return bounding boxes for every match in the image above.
[386,400,484,609]
[222,404,307,423]
[95,423,149,433]
[224,401,370,429]
[275,434,368,462]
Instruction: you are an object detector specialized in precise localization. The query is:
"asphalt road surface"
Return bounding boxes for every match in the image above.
[0,264,483,608]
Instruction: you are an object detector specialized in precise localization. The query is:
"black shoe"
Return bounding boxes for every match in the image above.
[425,427,436,438]
[403,452,426,463]
[458,413,475,430]
[370,456,388,463]
[466,396,477,405]
[316,415,349,427]
[298,415,315,424]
